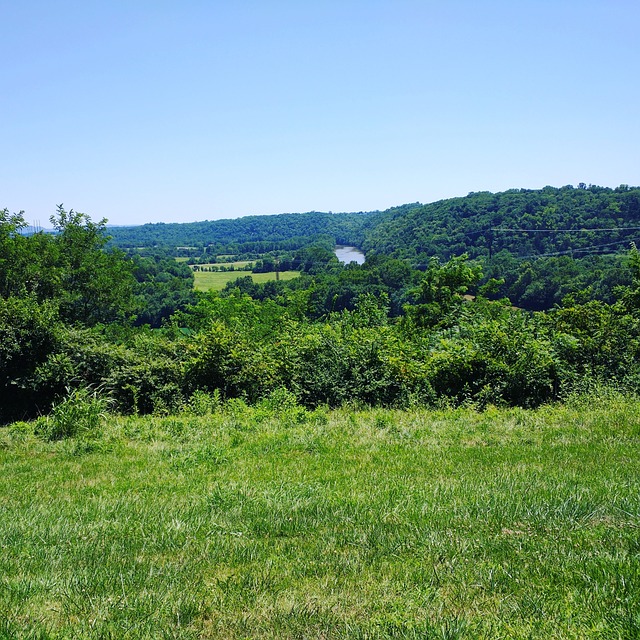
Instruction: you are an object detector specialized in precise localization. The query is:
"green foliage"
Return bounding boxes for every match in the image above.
[403,254,482,329]
[545,299,640,386]
[1,205,198,333]
[104,331,187,415]
[425,312,559,407]
[35,387,108,441]
[0,296,59,422]
[349,291,390,328]
[106,185,640,311]
[107,210,374,254]
[363,185,640,263]
[359,185,640,309]
[132,253,196,327]
[254,387,310,426]
[184,389,222,416]
[0,206,138,325]
[5,252,640,417]
[48,205,138,325]
[618,243,640,311]
[184,319,278,403]
[0,209,30,298]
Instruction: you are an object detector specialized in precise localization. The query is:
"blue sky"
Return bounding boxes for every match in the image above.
[1,1,638,226]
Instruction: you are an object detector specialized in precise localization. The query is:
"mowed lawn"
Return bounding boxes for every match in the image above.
[1,395,639,638]
[193,269,300,291]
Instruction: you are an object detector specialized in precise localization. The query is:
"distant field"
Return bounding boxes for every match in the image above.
[197,261,254,269]
[1,395,639,638]
[193,269,300,291]
[174,259,253,267]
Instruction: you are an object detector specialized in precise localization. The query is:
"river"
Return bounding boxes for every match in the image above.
[334,245,366,265]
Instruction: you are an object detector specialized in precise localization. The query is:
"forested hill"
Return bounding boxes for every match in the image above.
[362,184,640,261]
[107,185,640,265]
[107,210,382,252]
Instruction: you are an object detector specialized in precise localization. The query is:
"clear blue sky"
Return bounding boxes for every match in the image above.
[1,1,638,226]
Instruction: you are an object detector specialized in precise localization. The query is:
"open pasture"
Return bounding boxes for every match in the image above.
[196,261,255,269]
[193,269,300,291]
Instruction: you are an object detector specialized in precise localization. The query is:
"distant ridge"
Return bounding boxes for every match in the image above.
[361,184,640,261]
[106,185,640,262]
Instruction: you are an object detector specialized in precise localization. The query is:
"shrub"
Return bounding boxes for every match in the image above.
[0,296,59,422]
[35,387,108,441]
[255,387,309,426]
[105,352,184,415]
[184,389,222,416]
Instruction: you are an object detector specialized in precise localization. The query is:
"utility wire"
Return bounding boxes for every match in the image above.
[519,237,640,259]
[491,226,640,233]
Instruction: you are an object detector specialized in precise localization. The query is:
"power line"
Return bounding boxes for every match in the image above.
[519,237,640,260]
[491,226,640,233]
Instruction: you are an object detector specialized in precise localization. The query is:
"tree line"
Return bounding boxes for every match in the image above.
[4,198,640,424]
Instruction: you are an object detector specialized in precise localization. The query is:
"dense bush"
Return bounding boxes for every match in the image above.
[0,297,59,422]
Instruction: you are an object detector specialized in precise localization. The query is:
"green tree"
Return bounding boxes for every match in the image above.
[0,209,31,298]
[403,254,482,329]
[50,206,137,325]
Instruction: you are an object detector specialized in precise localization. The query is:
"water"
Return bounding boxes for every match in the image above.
[334,245,365,265]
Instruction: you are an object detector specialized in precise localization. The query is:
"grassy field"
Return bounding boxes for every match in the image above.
[197,261,255,269]
[193,270,300,292]
[1,393,639,638]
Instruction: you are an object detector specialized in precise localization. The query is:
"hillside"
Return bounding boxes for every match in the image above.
[107,210,381,253]
[106,184,640,310]
[107,186,640,263]
[362,184,640,261]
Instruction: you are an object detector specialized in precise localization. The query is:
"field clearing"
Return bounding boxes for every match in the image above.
[1,394,639,638]
[193,269,300,291]
[176,259,254,267]
[197,260,254,269]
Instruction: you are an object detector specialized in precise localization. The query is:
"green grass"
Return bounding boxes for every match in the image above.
[197,261,255,269]
[1,394,639,638]
[193,270,300,291]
